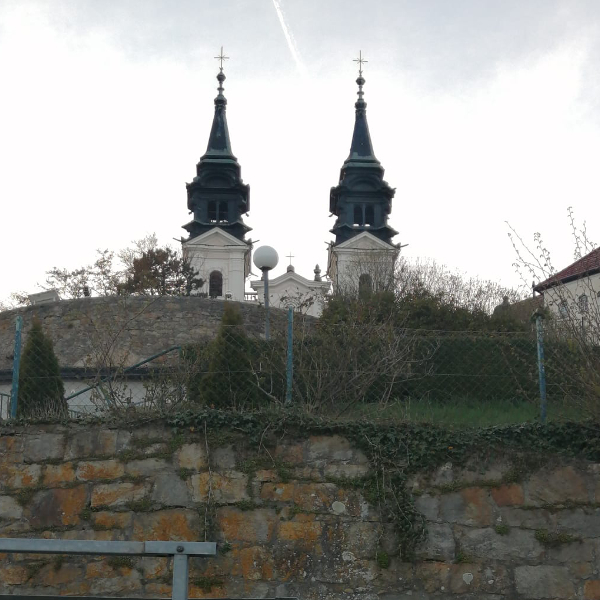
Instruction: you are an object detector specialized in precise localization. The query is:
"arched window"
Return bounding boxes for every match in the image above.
[365,205,374,226]
[558,301,568,318]
[579,294,589,313]
[353,205,363,226]
[209,271,223,298]
[218,201,228,222]
[208,201,217,223]
[358,273,373,299]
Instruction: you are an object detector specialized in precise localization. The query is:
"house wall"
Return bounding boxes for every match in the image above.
[0,424,599,599]
[541,273,600,327]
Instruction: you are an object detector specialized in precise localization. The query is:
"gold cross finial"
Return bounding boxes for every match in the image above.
[353,50,368,76]
[215,46,229,71]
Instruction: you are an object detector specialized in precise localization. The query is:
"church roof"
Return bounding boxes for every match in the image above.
[344,74,380,168]
[199,70,238,165]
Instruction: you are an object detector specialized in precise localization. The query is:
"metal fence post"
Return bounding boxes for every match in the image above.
[286,306,294,404]
[10,316,23,419]
[172,551,190,600]
[534,311,547,425]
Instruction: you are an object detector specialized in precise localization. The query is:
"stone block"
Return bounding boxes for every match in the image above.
[439,487,492,526]
[274,443,304,464]
[0,435,24,463]
[152,472,191,507]
[527,465,588,505]
[190,471,248,503]
[38,563,84,587]
[491,483,524,506]
[415,522,455,562]
[213,446,237,469]
[585,580,600,600]
[140,556,169,579]
[414,562,450,593]
[260,482,337,511]
[66,429,130,459]
[0,564,29,584]
[0,463,41,487]
[514,565,574,599]
[124,457,169,477]
[457,527,543,561]
[415,494,439,522]
[175,443,207,470]
[0,495,23,519]
[132,508,201,541]
[23,433,65,462]
[43,462,76,485]
[344,522,381,558]
[217,507,277,544]
[238,546,275,581]
[76,459,125,481]
[93,511,133,530]
[91,482,148,508]
[324,463,370,479]
[307,435,356,463]
[546,539,594,563]
[448,564,510,595]
[28,486,88,528]
[557,508,600,538]
[279,519,322,543]
[498,506,554,529]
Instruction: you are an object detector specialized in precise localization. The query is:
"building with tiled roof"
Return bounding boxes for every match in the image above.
[533,247,600,324]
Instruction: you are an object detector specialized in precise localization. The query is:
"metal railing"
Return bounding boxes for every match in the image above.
[0,538,215,600]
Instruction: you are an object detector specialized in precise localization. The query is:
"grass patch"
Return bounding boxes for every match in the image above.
[346,398,582,428]
[125,498,152,512]
[494,523,510,535]
[107,556,135,569]
[191,576,224,592]
[535,529,580,546]
[376,550,390,569]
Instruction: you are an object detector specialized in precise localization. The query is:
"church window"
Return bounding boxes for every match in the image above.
[209,271,223,297]
[359,273,373,298]
[353,205,364,226]
[208,201,228,223]
[365,205,374,226]
[208,201,217,223]
[218,201,228,222]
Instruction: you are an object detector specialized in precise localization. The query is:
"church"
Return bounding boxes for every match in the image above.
[181,53,400,317]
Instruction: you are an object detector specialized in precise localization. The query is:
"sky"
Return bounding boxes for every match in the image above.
[1,0,599,304]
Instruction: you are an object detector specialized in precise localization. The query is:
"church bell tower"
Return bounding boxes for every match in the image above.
[182,50,252,301]
[327,53,399,295]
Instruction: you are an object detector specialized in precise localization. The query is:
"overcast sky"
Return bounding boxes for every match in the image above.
[1,0,599,304]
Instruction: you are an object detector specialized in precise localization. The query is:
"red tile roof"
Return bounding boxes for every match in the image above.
[535,247,600,291]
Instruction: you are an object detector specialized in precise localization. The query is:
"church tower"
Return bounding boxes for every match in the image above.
[327,54,399,295]
[182,53,252,301]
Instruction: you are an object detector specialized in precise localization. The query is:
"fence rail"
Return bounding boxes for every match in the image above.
[2,313,599,423]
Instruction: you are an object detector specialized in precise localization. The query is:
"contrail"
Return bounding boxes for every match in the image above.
[271,0,308,77]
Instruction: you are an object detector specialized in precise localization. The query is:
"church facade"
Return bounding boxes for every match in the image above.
[181,56,400,312]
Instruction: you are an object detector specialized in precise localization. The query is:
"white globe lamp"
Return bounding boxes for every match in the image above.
[253,246,279,340]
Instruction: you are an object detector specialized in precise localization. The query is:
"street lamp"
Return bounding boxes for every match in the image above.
[253,246,279,340]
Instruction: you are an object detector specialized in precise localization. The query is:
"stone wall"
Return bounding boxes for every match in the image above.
[1,424,600,599]
[0,297,291,371]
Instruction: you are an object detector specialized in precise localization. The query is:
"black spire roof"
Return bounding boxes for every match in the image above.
[329,55,397,246]
[183,55,251,242]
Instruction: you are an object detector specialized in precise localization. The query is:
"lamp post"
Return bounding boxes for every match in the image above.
[253,246,279,340]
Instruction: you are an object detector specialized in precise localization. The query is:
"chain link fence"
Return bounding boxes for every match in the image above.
[2,315,598,422]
